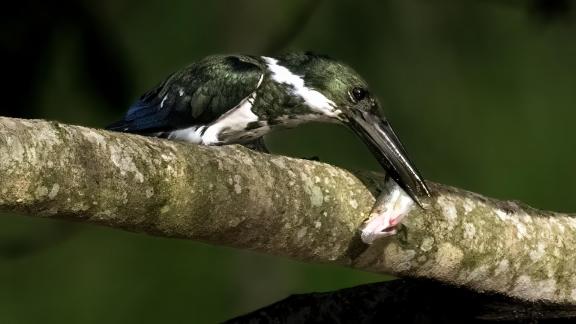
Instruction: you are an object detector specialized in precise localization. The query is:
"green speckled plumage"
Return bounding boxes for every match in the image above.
[107,52,370,133]
[107,55,265,132]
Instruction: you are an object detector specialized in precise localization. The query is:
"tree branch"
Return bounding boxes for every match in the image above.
[227,279,576,323]
[1,117,575,304]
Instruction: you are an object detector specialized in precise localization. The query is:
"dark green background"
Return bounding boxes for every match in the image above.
[1,0,575,322]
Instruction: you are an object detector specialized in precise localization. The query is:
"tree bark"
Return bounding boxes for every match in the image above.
[1,117,576,304]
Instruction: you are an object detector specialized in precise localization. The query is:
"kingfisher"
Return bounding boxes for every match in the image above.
[107,52,430,244]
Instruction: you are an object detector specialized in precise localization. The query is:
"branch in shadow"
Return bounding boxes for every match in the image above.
[227,279,576,323]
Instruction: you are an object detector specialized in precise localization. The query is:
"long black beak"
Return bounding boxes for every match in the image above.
[347,105,430,207]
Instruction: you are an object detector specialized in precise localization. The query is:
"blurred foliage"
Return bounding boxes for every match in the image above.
[1,0,575,322]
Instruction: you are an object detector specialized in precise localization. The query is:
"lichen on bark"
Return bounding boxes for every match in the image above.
[1,117,576,304]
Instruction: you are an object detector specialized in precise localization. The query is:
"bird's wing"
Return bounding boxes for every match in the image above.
[106,55,265,133]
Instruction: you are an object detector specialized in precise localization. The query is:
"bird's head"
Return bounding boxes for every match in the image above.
[273,52,430,205]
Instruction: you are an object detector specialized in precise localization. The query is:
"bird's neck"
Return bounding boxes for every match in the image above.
[251,78,310,121]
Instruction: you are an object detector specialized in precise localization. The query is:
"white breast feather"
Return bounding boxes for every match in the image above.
[167,125,205,143]
[169,74,265,145]
[200,92,260,145]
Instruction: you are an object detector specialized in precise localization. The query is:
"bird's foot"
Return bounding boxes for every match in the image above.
[241,138,270,154]
[360,180,415,244]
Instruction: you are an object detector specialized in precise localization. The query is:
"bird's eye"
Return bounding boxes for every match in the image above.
[350,87,367,103]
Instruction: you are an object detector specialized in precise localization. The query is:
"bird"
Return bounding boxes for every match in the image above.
[106,52,431,244]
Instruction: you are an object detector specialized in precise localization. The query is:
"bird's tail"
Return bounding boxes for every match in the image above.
[105,119,132,132]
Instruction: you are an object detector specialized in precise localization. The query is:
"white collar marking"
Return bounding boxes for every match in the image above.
[262,56,338,117]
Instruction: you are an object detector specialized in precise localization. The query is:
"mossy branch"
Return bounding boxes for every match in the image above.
[1,117,575,304]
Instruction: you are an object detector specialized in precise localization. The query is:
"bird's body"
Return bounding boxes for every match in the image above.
[108,52,431,243]
[107,54,343,146]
